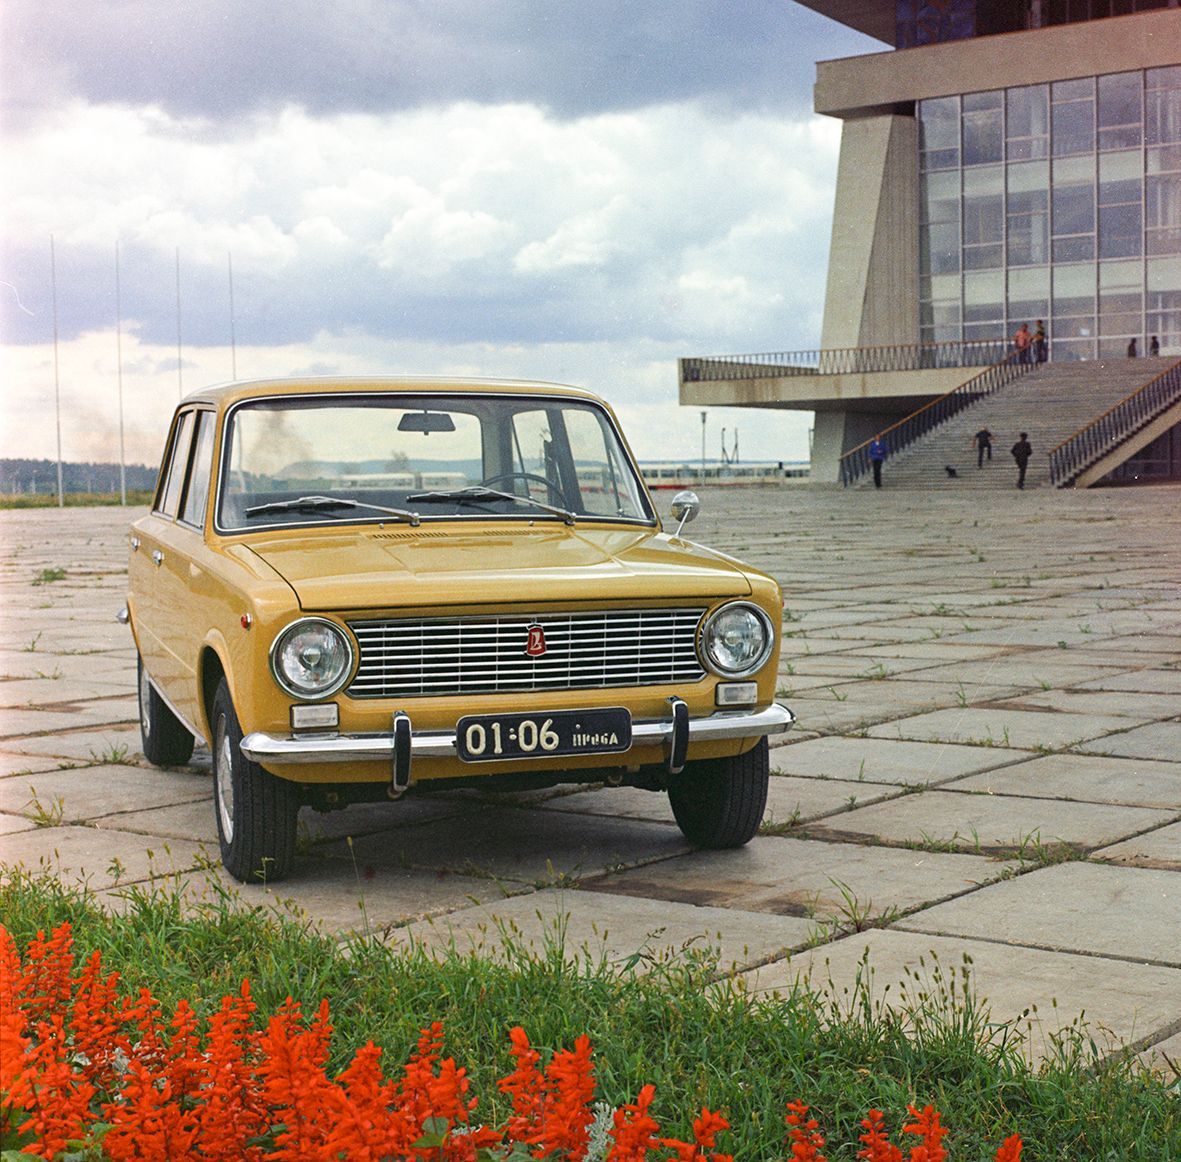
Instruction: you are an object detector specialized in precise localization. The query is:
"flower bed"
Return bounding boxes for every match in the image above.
[2,922,1025,1160]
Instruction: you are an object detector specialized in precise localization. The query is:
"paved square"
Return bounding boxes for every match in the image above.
[2,486,1179,1068]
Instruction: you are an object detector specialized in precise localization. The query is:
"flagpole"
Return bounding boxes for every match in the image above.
[228,251,237,380]
[175,247,183,398]
[115,241,127,505]
[51,236,64,508]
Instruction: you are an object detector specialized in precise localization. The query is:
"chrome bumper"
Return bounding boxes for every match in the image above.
[240,702,794,766]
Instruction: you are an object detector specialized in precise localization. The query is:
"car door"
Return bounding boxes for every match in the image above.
[132,409,214,730]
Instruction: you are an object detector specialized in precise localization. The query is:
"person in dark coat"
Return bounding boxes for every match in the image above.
[868,433,888,489]
[972,427,993,468]
[1011,432,1032,489]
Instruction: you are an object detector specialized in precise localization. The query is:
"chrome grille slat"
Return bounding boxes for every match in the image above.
[347,608,705,698]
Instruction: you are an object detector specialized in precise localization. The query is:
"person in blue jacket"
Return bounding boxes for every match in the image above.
[868,433,888,489]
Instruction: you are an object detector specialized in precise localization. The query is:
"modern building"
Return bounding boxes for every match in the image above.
[680,1,1181,483]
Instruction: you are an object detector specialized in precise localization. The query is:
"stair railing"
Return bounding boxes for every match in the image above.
[1048,358,1181,487]
[681,339,1010,383]
[839,352,1033,487]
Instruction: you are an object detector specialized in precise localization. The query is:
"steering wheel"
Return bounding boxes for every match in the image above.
[480,472,572,509]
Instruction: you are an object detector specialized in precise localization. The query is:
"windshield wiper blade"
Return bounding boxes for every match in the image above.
[407,486,576,525]
[244,494,420,525]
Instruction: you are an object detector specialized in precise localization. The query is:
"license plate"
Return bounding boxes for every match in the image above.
[456,707,632,763]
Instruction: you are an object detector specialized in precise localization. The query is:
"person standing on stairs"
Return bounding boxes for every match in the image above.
[1033,320,1047,363]
[973,427,993,468]
[1127,337,1138,357]
[1150,335,1160,357]
[1011,432,1033,489]
[1013,322,1032,364]
[868,433,888,489]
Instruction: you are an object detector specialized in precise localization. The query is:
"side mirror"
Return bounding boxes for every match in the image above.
[670,489,700,537]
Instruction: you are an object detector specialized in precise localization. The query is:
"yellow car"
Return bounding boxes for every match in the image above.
[126,377,793,881]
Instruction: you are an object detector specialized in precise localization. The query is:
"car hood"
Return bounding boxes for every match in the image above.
[240,523,753,611]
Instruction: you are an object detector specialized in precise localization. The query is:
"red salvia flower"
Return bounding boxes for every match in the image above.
[994,1132,1023,1162]
[785,1100,828,1162]
[537,1033,596,1158]
[900,1104,949,1162]
[7,1013,97,1158]
[660,1106,733,1161]
[607,1083,663,1162]
[857,1109,903,1162]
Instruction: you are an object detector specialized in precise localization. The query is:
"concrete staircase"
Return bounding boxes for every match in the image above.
[861,357,1180,490]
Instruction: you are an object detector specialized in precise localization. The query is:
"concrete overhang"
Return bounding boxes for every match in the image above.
[791,1,895,45]
[815,9,1181,118]
[679,366,987,412]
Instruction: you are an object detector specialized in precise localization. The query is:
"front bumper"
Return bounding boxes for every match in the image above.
[240,702,794,766]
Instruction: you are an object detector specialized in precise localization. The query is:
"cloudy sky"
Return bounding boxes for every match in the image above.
[1,1,881,470]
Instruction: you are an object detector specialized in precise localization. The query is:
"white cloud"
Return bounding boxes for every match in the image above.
[2,96,842,467]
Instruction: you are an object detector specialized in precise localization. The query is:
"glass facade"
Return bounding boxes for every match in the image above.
[919,66,1181,358]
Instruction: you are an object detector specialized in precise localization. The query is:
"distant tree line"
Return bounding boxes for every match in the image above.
[0,459,159,496]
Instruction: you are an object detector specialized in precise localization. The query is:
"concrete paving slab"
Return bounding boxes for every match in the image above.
[0,813,37,836]
[0,678,136,705]
[809,790,1174,854]
[867,707,1136,750]
[0,825,208,890]
[1076,670,1181,695]
[953,753,1181,808]
[1095,822,1181,870]
[0,763,210,823]
[898,862,1181,967]
[979,688,1181,718]
[1078,720,1181,760]
[91,799,218,844]
[0,752,67,777]
[771,735,1029,785]
[580,835,1010,923]
[741,930,1181,1064]
[320,805,691,886]
[2,724,145,762]
[392,887,819,971]
[896,659,1138,688]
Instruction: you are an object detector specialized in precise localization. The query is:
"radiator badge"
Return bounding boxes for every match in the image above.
[525,624,547,657]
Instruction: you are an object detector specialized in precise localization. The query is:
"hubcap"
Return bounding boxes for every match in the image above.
[139,666,152,740]
[215,717,235,843]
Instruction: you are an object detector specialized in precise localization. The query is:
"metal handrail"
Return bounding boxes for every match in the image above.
[839,352,1033,487]
[1048,358,1181,487]
[681,339,1011,382]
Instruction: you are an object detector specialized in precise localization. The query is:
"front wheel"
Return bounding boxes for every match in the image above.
[668,738,769,849]
[137,656,195,766]
[211,678,299,882]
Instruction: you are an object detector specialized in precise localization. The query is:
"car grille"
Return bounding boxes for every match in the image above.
[347,608,706,698]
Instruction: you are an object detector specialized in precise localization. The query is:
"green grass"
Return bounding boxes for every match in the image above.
[0,490,154,509]
[1,871,1177,1159]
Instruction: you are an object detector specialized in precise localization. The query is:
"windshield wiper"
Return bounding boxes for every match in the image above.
[407,486,576,525]
[243,494,421,526]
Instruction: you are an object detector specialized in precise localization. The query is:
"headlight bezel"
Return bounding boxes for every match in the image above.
[699,601,775,679]
[269,617,355,701]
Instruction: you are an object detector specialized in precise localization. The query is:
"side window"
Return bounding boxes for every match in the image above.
[563,407,647,518]
[155,411,194,519]
[179,411,216,527]
[509,409,561,503]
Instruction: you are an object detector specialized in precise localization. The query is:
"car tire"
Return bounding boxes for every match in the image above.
[137,655,195,766]
[668,737,769,849]
[211,678,299,883]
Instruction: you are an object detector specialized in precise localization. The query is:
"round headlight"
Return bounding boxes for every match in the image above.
[270,618,354,699]
[701,602,773,678]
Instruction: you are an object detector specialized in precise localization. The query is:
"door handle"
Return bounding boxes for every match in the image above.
[151,550,165,567]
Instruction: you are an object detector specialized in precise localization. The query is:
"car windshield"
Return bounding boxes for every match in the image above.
[216,392,654,531]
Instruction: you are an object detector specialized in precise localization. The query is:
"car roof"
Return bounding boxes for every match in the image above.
[181,376,603,410]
